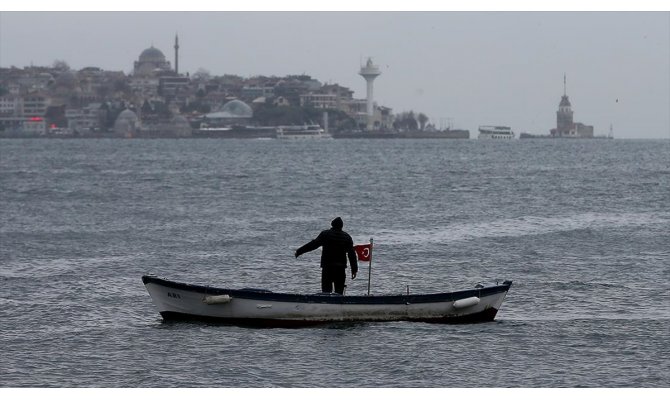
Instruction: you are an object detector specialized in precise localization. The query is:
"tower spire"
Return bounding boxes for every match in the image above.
[174,33,180,75]
[563,73,567,96]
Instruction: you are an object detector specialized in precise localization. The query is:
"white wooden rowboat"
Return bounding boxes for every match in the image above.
[142,275,512,327]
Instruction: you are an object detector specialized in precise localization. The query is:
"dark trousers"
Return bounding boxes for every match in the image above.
[321,268,346,294]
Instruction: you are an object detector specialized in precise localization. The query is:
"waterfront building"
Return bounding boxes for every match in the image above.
[22,117,47,135]
[378,106,394,130]
[299,84,353,110]
[0,92,50,124]
[65,103,104,132]
[0,96,21,116]
[300,93,338,109]
[0,85,51,134]
[0,116,46,135]
[17,72,53,92]
[158,76,190,98]
[171,115,191,136]
[241,85,275,101]
[139,114,192,138]
[130,76,160,99]
[347,98,370,128]
[75,68,126,106]
[6,82,21,96]
[22,94,50,116]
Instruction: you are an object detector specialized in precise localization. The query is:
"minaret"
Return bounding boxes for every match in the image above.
[174,33,179,75]
[359,58,381,131]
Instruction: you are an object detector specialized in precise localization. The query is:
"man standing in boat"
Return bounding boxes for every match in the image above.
[295,217,358,295]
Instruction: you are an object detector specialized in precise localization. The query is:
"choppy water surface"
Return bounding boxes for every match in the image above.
[1,138,668,387]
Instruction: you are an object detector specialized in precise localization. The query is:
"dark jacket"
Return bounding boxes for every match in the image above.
[296,227,358,274]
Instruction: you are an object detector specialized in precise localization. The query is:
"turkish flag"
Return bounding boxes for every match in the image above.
[354,244,372,262]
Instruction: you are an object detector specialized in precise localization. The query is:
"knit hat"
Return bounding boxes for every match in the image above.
[331,217,344,229]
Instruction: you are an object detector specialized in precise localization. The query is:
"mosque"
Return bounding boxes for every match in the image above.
[133,46,171,76]
[122,35,254,134]
[133,34,180,77]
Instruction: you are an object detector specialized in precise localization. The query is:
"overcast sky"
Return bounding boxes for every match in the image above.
[1,9,668,138]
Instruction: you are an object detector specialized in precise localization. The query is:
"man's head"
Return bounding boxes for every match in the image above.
[331,217,343,229]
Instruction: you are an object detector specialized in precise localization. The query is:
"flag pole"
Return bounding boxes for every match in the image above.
[367,237,373,296]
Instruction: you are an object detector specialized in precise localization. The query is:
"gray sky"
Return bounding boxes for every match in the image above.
[1,10,669,138]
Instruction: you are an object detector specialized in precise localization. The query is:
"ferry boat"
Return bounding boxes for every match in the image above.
[276,124,332,139]
[478,126,515,139]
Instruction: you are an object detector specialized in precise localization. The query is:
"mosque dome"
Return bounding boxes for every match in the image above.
[204,100,253,120]
[139,46,166,63]
[116,109,138,122]
[133,45,171,77]
[114,109,139,136]
[221,100,253,118]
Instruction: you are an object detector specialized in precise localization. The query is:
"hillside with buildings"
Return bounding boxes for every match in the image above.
[0,35,449,139]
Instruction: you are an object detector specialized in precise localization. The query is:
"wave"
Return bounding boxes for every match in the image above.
[375,211,670,245]
[0,255,137,279]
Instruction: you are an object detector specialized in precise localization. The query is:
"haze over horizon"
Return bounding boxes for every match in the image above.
[1,11,668,138]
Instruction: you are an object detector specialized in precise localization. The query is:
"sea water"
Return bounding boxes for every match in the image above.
[1,138,668,387]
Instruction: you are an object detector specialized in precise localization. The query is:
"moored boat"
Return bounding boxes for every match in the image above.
[142,275,512,327]
[276,124,332,139]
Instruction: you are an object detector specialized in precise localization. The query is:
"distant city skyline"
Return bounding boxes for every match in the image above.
[1,11,669,138]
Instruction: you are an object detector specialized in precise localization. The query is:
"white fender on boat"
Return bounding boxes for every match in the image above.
[453,296,480,309]
[202,294,232,305]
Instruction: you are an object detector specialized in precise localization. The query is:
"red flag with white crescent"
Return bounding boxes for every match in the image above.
[354,244,372,262]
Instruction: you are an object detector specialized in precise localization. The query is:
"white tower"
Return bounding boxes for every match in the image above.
[359,57,381,131]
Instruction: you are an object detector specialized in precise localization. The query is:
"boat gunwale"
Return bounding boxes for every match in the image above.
[142,275,512,305]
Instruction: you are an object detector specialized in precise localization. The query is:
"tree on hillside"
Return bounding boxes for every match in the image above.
[45,105,67,128]
[417,113,429,131]
[251,103,354,130]
[52,60,70,71]
[393,111,418,131]
[193,68,211,81]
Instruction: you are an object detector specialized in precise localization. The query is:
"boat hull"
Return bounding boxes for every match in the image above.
[142,276,512,327]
